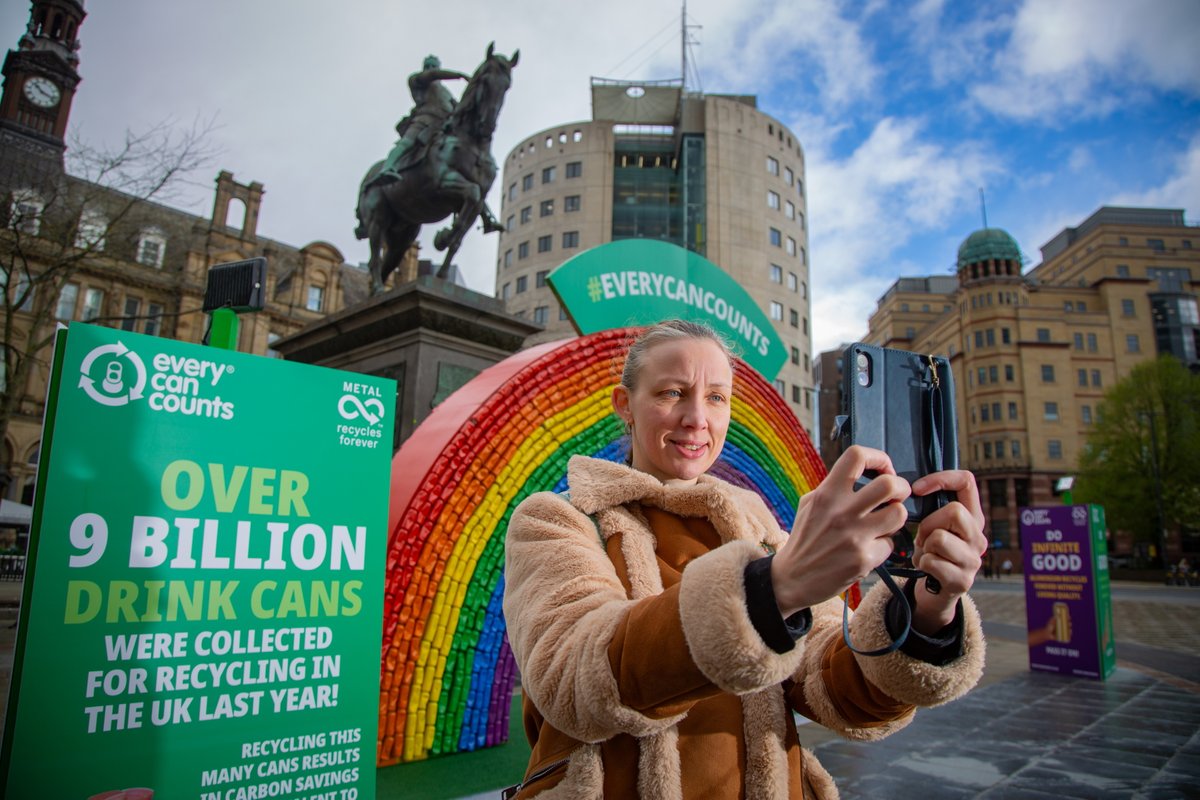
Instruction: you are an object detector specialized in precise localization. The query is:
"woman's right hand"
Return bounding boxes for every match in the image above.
[770,446,911,617]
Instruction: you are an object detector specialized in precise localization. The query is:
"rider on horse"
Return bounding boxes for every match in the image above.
[374,55,469,186]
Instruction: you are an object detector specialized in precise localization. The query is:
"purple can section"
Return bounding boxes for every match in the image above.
[1020,505,1102,678]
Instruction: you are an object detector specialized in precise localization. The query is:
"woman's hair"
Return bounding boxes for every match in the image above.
[620,319,736,392]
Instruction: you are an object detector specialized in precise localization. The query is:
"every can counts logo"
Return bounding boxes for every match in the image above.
[78,342,236,420]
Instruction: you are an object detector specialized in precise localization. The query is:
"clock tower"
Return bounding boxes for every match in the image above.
[0,0,85,166]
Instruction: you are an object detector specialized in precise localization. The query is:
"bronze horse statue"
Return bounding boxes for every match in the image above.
[356,44,518,292]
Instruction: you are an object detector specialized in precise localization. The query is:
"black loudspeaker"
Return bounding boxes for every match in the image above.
[202,257,266,313]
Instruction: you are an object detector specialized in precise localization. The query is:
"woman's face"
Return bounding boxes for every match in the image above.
[612,337,733,484]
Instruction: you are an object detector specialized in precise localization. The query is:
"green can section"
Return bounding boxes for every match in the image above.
[1,323,394,800]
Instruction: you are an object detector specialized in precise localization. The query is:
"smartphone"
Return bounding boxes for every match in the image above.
[837,342,958,522]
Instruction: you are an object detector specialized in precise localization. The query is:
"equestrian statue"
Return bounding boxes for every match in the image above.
[355,44,518,293]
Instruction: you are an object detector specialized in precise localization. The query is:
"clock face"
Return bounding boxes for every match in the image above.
[23,76,61,109]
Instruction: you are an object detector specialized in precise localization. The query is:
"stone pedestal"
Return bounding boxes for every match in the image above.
[273,275,541,448]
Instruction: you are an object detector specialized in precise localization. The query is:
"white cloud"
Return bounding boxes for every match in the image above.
[1111,135,1200,216]
[803,115,1000,352]
[972,0,1200,120]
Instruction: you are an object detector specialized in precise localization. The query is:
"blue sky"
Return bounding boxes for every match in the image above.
[2,0,1196,353]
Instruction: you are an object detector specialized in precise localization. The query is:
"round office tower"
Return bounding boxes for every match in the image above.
[495,80,814,433]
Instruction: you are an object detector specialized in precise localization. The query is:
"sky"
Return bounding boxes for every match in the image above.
[3,0,1197,354]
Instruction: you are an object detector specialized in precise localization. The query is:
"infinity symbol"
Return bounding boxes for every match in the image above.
[338,394,385,426]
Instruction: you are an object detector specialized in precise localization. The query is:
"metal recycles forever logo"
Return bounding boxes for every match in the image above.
[338,394,385,426]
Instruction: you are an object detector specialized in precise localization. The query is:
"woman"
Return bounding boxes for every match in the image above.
[503,320,987,799]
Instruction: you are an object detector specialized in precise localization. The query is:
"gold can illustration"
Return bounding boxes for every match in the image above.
[1052,601,1072,643]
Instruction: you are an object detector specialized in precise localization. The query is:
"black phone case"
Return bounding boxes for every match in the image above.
[840,343,958,522]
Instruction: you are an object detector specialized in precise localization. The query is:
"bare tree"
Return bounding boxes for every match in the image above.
[0,119,218,474]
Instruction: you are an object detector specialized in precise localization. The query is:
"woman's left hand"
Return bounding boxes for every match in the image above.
[908,470,987,634]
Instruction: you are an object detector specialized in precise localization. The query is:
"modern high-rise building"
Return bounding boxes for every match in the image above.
[818,206,1200,565]
[493,79,815,432]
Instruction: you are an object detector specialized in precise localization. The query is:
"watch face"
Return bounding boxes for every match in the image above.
[23,76,61,108]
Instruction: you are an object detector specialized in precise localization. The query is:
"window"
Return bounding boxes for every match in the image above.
[1012,440,1021,458]
[1122,298,1135,316]
[120,296,140,332]
[784,167,794,185]
[55,282,79,320]
[144,303,164,337]
[136,228,167,268]
[789,309,799,328]
[306,285,324,312]
[562,230,579,248]
[1036,328,1050,342]
[559,306,569,321]
[1116,264,1130,277]
[1041,365,1055,383]
[522,174,533,191]
[1077,301,1086,312]
[539,199,554,217]
[1148,238,1165,251]
[507,183,517,202]
[520,206,532,224]
[974,331,983,348]
[501,283,511,300]
[518,241,529,259]
[504,249,512,268]
[537,235,552,253]
[803,317,808,336]
[1073,333,1084,350]
[770,264,783,283]
[785,201,795,220]
[535,270,549,288]
[82,288,105,321]
[800,247,807,265]
[787,272,797,292]
[996,440,1005,459]
[1078,368,1088,387]
[983,442,993,459]
[573,130,582,142]
[977,367,986,385]
[1002,326,1012,344]
[800,280,807,298]
[267,332,281,358]
[769,228,782,247]
[533,306,549,325]
[774,379,785,395]
[797,179,804,197]
[786,237,797,257]
[989,365,998,383]
[981,404,990,422]
[1064,301,1073,312]
[804,353,810,371]
[1008,402,1018,420]
[516,275,528,293]
[1048,440,1063,460]
[542,166,556,184]
[1091,369,1102,387]
[1126,333,1140,353]
[8,274,34,312]
[766,156,779,176]
[505,215,514,231]
[9,188,44,234]
[767,191,780,210]
[986,329,995,346]
[792,385,801,404]
[1044,402,1059,421]
[75,209,107,250]
[565,161,582,178]
[797,211,805,231]
[769,301,783,321]
[1081,405,1093,425]
[564,195,581,212]
[791,347,800,365]
[1087,332,1097,352]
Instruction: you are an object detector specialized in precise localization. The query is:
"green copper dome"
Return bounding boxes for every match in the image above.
[957,228,1022,269]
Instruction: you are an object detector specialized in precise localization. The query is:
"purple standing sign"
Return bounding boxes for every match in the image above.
[1019,505,1114,679]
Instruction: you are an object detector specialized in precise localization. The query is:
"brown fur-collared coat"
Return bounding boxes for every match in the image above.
[502,456,985,799]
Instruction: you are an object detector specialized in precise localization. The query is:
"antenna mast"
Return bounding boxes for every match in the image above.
[681,0,687,91]
[979,187,988,229]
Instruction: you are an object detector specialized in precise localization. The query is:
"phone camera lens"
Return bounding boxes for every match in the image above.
[857,371,869,386]
[856,353,868,368]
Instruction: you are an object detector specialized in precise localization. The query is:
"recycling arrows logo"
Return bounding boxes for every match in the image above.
[78,341,147,407]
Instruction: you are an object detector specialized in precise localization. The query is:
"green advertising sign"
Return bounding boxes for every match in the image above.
[1,323,394,800]
[548,239,788,379]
